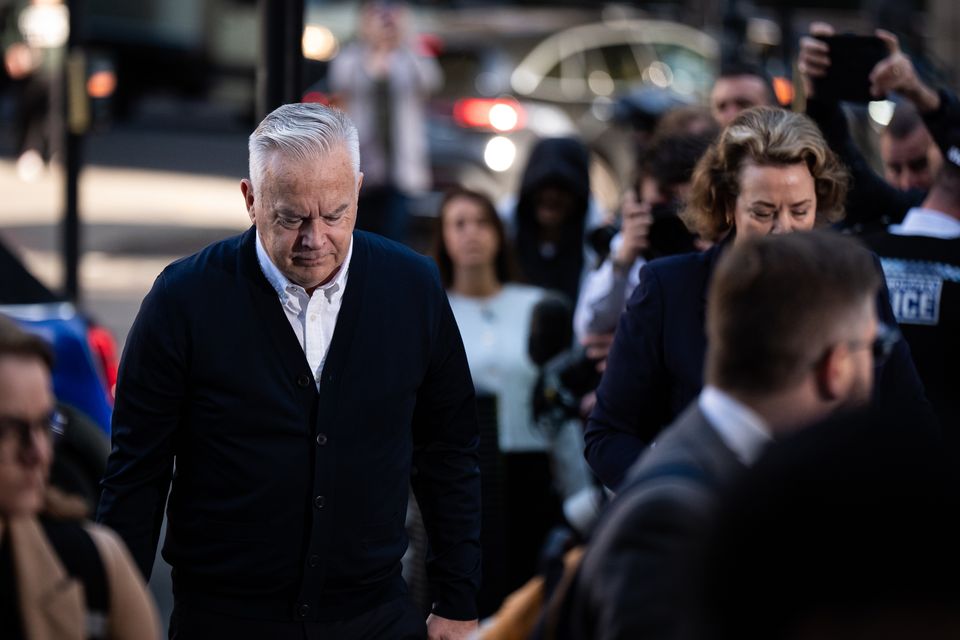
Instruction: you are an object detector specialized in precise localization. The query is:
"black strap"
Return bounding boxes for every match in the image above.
[40,517,109,639]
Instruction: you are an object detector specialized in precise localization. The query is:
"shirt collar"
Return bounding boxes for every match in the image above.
[255,231,354,306]
[698,386,772,466]
[889,207,960,239]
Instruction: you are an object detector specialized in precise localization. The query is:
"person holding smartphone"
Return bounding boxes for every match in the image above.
[797,22,960,231]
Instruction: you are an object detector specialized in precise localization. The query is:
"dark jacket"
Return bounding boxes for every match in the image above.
[514,137,591,304]
[585,241,936,490]
[96,228,481,622]
[558,404,744,640]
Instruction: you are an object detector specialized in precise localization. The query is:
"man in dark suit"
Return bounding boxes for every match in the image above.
[96,104,481,639]
[559,232,889,639]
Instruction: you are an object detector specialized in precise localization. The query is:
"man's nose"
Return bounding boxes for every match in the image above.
[298,219,324,247]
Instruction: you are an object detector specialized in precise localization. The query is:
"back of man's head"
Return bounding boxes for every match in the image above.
[705,232,880,400]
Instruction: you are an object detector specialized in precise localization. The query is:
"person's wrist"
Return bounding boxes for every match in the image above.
[611,252,634,275]
[909,84,941,114]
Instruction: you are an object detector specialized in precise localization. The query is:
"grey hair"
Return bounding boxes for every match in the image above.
[248,103,360,195]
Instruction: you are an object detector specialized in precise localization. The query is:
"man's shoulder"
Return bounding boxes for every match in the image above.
[355,230,438,281]
[159,229,250,290]
[620,406,725,494]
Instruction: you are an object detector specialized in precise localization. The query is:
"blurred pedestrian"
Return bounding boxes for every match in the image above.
[97,104,480,640]
[2,0,66,182]
[584,107,934,491]
[555,231,886,640]
[329,0,441,243]
[433,186,589,616]
[0,314,159,640]
[709,60,778,128]
[880,102,942,192]
[509,137,595,308]
[861,125,960,451]
[797,22,960,231]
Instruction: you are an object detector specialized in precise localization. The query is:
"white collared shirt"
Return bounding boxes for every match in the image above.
[889,207,960,239]
[698,386,772,466]
[255,232,353,388]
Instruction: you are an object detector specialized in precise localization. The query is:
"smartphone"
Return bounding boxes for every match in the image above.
[813,34,888,103]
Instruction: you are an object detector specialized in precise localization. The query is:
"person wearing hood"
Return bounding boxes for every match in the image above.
[509,137,596,308]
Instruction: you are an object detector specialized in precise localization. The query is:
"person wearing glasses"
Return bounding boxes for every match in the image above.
[556,231,895,640]
[584,106,935,492]
[0,314,159,640]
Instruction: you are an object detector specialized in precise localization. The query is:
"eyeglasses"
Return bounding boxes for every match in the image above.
[849,322,901,367]
[0,410,64,451]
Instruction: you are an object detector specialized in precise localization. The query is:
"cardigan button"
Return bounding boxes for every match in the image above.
[314,495,326,509]
[316,433,328,446]
[297,604,310,618]
[297,374,311,388]
[309,554,320,568]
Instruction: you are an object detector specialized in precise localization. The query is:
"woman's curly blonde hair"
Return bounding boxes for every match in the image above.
[681,106,849,242]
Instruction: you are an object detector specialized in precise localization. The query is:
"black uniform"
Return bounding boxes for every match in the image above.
[864,228,960,448]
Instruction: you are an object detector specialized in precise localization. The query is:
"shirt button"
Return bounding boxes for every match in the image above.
[309,554,320,568]
[316,433,328,446]
[297,604,310,618]
[314,495,325,509]
[297,374,311,388]
[310,314,317,321]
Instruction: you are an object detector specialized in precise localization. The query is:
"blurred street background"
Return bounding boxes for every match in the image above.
[2,0,959,631]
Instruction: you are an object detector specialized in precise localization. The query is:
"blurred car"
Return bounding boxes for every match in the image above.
[507,18,718,207]
[0,239,117,510]
[303,6,718,217]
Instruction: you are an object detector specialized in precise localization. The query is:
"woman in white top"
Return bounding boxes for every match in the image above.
[432,186,588,615]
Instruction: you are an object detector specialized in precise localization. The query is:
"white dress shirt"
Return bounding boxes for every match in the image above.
[256,232,353,388]
[889,207,960,239]
[698,385,772,466]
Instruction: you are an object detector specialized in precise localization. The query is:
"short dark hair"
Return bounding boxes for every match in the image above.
[706,231,880,395]
[885,101,925,140]
[640,129,718,190]
[717,60,777,105]
[431,186,520,289]
[0,314,53,370]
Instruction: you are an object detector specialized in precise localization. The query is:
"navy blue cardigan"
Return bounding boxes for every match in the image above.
[97,227,481,621]
[585,242,937,490]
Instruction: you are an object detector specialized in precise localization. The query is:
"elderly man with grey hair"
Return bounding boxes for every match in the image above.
[97,103,481,639]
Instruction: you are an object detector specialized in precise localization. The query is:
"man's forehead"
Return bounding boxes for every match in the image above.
[713,75,769,99]
[883,127,933,159]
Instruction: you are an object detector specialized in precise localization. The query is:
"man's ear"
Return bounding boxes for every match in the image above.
[814,343,849,402]
[240,179,256,224]
[357,171,364,197]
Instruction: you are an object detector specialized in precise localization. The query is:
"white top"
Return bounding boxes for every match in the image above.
[447,284,548,452]
[573,232,646,339]
[256,232,353,388]
[889,207,960,239]
[698,385,772,466]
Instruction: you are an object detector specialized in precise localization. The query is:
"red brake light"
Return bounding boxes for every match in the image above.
[87,325,119,404]
[453,98,525,133]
